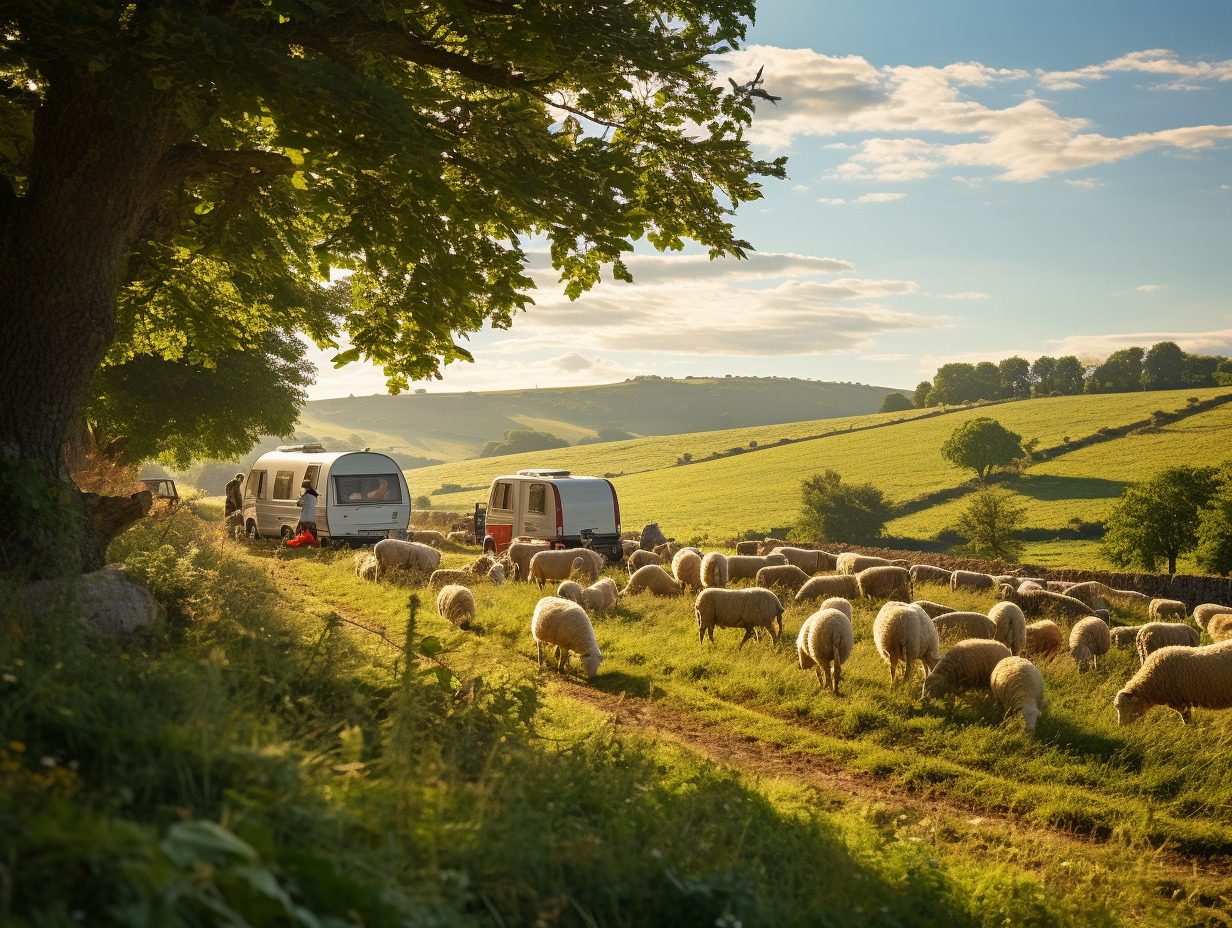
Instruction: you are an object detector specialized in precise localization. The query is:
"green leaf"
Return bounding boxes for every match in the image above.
[419,635,442,657]
[434,666,454,690]
[291,171,309,190]
[331,348,361,367]
[193,201,214,215]
[162,820,258,868]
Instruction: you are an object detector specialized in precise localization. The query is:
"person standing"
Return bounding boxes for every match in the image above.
[224,471,245,535]
[294,478,319,542]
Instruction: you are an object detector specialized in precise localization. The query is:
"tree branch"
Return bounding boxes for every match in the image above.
[161,143,296,181]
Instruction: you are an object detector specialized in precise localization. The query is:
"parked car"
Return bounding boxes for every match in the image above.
[478,469,622,561]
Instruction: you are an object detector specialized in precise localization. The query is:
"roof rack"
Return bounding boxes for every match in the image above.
[516,469,571,478]
[276,443,327,453]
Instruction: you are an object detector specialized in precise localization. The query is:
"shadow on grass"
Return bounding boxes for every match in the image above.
[1014,474,1126,502]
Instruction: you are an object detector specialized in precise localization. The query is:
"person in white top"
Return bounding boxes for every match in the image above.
[295,479,319,539]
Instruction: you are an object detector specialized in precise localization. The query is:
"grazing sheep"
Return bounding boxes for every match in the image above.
[1114,641,1232,725]
[1135,622,1200,664]
[672,549,703,593]
[653,542,680,560]
[506,541,550,582]
[797,607,854,694]
[436,585,476,630]
[872,602,941,687]
[1017,580,1044,594]
[429,568,474,590]
[640,523,668,551]
[587,577,619,610]
[990,656,1045,733]
[989,601,1027,656]
[796,574,860,604]
[1000,584,1094,621]
[556,580,587,606]
[529,549,603,589]
[755,564,811,595]
[909,564,952,586]
[758,537,788,556]
[1022,620,1064,664]
[932,611,997,641]
[857,565,911,601]
[410,529,447,547]
[913,600,956,619]
[623,564,682,596]
[726,553,788,582]
[950,570,996,592]
[922,639,1013,700]
[836,553,891,575]
[1209,614,1232,643]
[354,553,379,582]
[1103,588,1152,608]
[771,546,838,573]
[628,549,663,573]
[735,541,760,556]
[1045,580,1075,593]
[1069,616,1111,671]
[694,587,785,647]
[992,575,1017,586]
[447,531,467,545]
[531,596,602,677]
[1110,626,1139,650]
[374,539,442,579]
[1149,598,1187,623]
[1063,581,1113,611]
[1193,603,1232,631]
[701,552,729,589]
[620,539,640,560]
[819,597,853,621]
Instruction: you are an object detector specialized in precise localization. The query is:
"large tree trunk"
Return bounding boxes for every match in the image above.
[0,72,179,574]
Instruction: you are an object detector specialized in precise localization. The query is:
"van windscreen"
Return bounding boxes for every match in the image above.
[334,474,403,504]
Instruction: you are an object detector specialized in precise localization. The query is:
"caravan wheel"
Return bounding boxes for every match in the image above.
[245,521,260,541]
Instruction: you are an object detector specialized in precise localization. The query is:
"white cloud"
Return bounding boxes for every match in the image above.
[817,197,847,204]
[792,183,811,191]
[854,191,907,202]
[931,291,991,300]
[1065,178,1103,189]
[1135,283,1164,292]
[715,47,1232,182]
[1046,329,1232,358]
[1038,50,1232,91]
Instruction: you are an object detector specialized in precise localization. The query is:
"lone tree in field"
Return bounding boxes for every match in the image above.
[0,0,785,575]
[952,488,1027,561]
[879,392,914,414]
[940,418,1025,485]
[796,470,890,545]
[1102,465,1220,575]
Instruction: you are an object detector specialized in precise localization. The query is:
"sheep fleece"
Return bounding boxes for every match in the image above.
[1135,622,1200,664]
[1115,641,1232,724]
[796,607,854,693]
[923,640,1013,699]
[872,602,941,685]
[701,552,729,589]
[796,574,860,604]
[990,656,1045,732]
[531,597,602,676]
[436,585,476,629]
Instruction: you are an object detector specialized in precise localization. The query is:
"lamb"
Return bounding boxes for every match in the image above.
[735,541,760,556]
[990,656,1045,733]
[796,607,854,694]
[932,611,997,641]
[771,546,838,573]
[671,549,703,593]
[755,564,811,595]
[872,602,941,687]
[913,600,956,619]
[836,553,891,575]
[412,529,447,547]
[436,584,476,630]
[429,568,474,589]
[506,541,550,582]
[627,549,663,573]
[726,553,788,582]
[623,564,682,596]
[1022,620,1064,664]
[988,601,1027,656]
[856,565,911,601]
[373,538,442,579]
[1114,641,1232,725]
[999,585,1094,621]
[795,574,860,604]
[1209,614,1232,643]
[447,530,467,545]
[639,523,668,551]
[758,537,787,556]
[819,597,853,621]
[1069,616,1111,671]
[922,639,1013,700]
[1149,598,1187,623]
[1193,603,1232,631]
[531,596,602,677]
[701,552,729,589]
[354,553,379,582]
[909,564,952,586]
[529,548,603,589]
[950,570,996,592]
[1135,622,1200,664]
[1110,626,1139,650]
[694,587,785,647]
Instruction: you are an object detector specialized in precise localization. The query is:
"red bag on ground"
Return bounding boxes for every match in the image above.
[286,529,317,548]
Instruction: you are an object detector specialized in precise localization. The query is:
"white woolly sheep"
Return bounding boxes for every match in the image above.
[932,611,997,641]
[992,575,1017,586]
[922,639,1013,700]
[988,601,1027,656]
[726,553,788,582]
[734,541,760,556]
[701,552,729,589]
[556,580,587,606]
[1193,603,1232,631]
[755,564,811,595]
[950,570,996,592]
[796,574,860,604]
[797,607,854,694]
[1209,614,1232,643]
[623,564,682,596]
[1110,626,1139,650]
[857,565,911,601]
[506,541,550,582]
[587,577,619,610]
[1069,616,1111,671]
[436,584,476,630]
[1063,581,1115,609]
[836,553,891,575]
[990,656,1045,733]
[1022,620,1064,664]
[872,602,941,687]
[628,549,663,573]
[819,597,853,621]
[354,553,379,582]
[429,568,474,590]
[447,530,467,545]
[772,546,838,573]
[1103,588,1151,608]
[1045,580,1075,593]
[909,564,952,586]
[374,539,442,579]
[913,600,956,619]
[1000,584,1094,620]
[1114,641,1232,725]
[531,596,602,677]
[1135,622,1200,664]
[529,548,602,589]
[412,529,447,547]
[1149,598,1187,623]
[694,587,785,647]
[1017,580,1044,594]
[672,549,703,593]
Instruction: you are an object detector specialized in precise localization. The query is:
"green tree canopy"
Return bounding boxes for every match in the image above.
[1140,341,1186,391]
[1196,473,1232,576]
[1030,356,1057,395]
[928,364,977,405]
[878,392,914,413]
[912,381,933,408]
[1102,465,1221,574]
[1086,346,1145,393]
[940,418,1025,484]
[1053,355,1087,395]
[479,429,569,458]
[952,487,1026,561]
[795,470,889,545]
[997,356,1031,399]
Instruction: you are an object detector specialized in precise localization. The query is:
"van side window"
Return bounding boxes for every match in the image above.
[489,482,513,510]
[246,471,267,500]
[273,470,296,500]
[334,474,403,504]
[527,484,546,515]
[303,464,320,489]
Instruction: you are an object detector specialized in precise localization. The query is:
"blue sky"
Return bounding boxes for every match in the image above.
[307,0,1232,398]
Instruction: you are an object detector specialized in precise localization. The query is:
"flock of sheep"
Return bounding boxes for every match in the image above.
[353,530,1232,731]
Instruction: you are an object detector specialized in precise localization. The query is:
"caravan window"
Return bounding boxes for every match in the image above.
[273,470,296,500]
[334,474,404,504]
[527,484,547,515]
[246,470,267,500]
[303,464,320,489]
[489,482,513,511]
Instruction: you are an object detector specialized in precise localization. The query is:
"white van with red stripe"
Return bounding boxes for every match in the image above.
[480,469,622,562]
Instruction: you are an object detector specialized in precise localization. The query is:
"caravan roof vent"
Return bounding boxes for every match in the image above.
[516,469,571,478]
[277,443,327,453]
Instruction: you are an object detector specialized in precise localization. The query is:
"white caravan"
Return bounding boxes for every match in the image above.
[241,445,410,545]
[480,469,622,562]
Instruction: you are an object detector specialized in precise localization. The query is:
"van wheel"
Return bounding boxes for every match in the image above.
[245,521,260,541]
[281,525,294,541]
[483,539,496,555]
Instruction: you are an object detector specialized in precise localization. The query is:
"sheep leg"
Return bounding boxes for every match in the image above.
[832,663,842,696]
[814,666,826,691]
[536,641,544,668]
[558,648,570,670]
[1180,707,1193,725]
[887,657,898,686]
[738,628,755,649]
